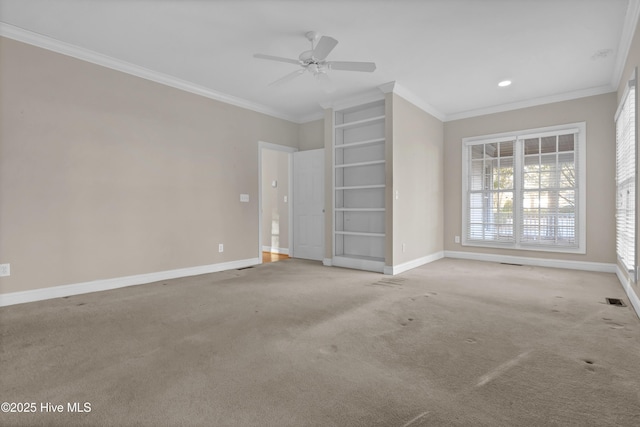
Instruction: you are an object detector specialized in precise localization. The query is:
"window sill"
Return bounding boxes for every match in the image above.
[462,240,586,255]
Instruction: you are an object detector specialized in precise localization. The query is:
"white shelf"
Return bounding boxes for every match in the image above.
[332,255,385,273]
[335,138,385,149]
[335,254,385,263]
[333,100,386,272]
[335,231,385,237]
[334,115,385,130]
[335,208,385,212]
[335,184,385,190]
[334,160,385,169]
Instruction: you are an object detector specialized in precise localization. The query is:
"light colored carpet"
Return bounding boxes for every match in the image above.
[1,258,639,426]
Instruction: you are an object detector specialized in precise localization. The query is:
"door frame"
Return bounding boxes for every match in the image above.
[258,141,297,261]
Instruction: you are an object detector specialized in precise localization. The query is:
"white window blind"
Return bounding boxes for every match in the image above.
[462,123,586,253]
[519,131,578,248]
[615,72,636,275]
[468,140,515,243]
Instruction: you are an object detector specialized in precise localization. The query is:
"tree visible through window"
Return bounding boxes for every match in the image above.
[468,140,514,242]
[463,123,585,253]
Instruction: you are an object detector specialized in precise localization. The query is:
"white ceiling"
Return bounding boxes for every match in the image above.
[0,0,636,122]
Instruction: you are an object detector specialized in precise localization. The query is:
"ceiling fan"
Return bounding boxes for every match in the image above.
[253,31,376,92]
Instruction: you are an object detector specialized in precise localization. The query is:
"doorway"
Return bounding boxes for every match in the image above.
[262,252,290,263]
[259,141,296,263]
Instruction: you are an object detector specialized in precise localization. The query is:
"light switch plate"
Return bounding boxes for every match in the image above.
[0,264,10,277]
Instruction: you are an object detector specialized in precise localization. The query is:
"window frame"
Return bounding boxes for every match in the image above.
[615,69,637,278]
[462,122,586,254]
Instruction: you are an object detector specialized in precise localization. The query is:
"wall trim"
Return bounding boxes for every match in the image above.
[0,23,299,123]
[262,246,289,255]
[446,85,615,122]
[319,88,384,112]
[298,111,326,124]
[383,251,445,275]
[0,257,260,307]
[611,0,640,89]
[381,81,447,122]
[615,265,640,320]
[444,251,616,273]
[323,258,333,267]
[3,20,628,126]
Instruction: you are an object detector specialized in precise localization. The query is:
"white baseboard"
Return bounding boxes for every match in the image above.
[262,246,289,255]
[332,256,384,273]
[615,266,640,320]
[383,251,445,275]
[322,258,332,267]
[444,250,617,273]
[0,257,261,307]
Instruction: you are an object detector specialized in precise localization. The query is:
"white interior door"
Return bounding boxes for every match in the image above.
[293,149,324,261]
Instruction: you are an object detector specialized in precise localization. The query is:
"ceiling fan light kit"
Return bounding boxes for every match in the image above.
[253,31,376,91]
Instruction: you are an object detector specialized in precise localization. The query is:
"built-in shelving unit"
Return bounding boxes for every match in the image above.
[333,99,386,272]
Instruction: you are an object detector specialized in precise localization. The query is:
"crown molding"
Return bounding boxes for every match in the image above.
[297,110,325,123]
[2,19,628,126]
[611,0,640,90]
[0,22,300,123]
[384,81,447,121]
[378,81,447,121]
[318,88,384,112]
[378,81,397,94]
[445,84,616,122]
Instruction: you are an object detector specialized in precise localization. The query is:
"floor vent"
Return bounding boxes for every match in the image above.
[606,298,626,307]
[500,262,523,266]
[236,266,254,271]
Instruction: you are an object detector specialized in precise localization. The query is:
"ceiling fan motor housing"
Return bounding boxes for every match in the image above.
[305,31,320,43]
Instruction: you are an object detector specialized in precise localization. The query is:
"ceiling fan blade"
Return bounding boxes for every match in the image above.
[328,61,377,72]
[268,69,305,87]
[253,53,300,65]
[316,72,335,94]
[312,36,338,60]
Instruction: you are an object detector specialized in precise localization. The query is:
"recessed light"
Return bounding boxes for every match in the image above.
[498,80,512,87]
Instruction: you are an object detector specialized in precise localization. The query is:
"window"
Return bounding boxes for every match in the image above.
[615,71,636,276]
[462,123,586,253]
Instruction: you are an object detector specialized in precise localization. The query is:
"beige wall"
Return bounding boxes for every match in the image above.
[443,93,617,264]
[298,119,324,151]
[261,149,289,252]
[0,37,299,294]
[390,94,444,266]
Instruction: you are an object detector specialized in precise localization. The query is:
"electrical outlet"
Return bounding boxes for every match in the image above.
[454,236,461,244]
[0,263,10,277]
[402,243,406,253]
[218,244,224,253]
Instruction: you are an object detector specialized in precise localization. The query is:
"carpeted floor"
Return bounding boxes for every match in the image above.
[1,258,639,426]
